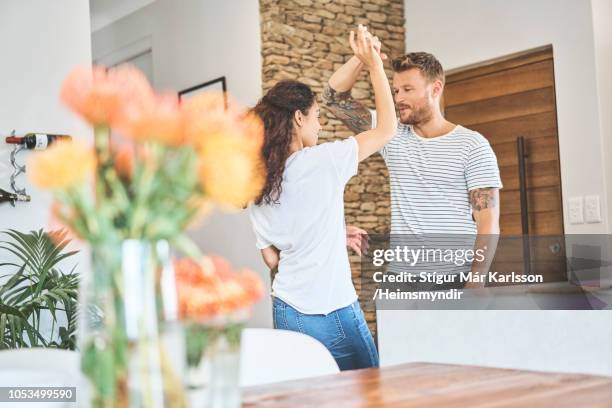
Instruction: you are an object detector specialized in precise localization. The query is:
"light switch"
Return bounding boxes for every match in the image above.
[568,197,584,224]
[584,195,602,223]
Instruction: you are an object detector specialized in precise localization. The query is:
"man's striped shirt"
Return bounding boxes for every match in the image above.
[375,121,503,276]
[378,122,503,235]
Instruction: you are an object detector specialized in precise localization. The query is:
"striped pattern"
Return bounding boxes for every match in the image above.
[381,123,503,235]
[380,124,503,275]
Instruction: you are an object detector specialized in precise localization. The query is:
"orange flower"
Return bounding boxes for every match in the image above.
[180,92,266,208]
[237,268,265,303]
[197,140,265,208]
[174,255,264,321]
[210,255,233,280]
[48,201,83,245]
[114,143,134,180]
[174,257,215,286]
[28,140,96,190]
[181,92,237,151]
[60,64,154,126]
[240,111,265,151]
[115,93,184,146]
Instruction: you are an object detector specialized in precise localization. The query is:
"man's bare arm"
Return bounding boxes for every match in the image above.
[466,187,501,288]
[322,54,372,134]
[470,188,500,213]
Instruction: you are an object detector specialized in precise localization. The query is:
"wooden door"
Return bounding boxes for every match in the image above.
[443,45,566,283]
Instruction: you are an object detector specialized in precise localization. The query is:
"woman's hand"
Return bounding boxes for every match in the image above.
[350,23,397,162]
[261,246,280,271]
[346,225,369,256]
[349,24,383,69]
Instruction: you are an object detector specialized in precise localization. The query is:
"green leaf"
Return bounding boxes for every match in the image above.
[0,229,79,349]
[0,303,26,319]
[0,313,7,349]
[0,264,26,297]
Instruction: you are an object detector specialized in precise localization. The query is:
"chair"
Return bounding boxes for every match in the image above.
[240,328,339,387]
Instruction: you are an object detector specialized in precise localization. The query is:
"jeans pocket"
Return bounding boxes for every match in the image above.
[272,301,286,330]
[296,311,346,349]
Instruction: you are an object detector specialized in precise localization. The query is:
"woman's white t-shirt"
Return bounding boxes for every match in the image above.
[248,137,359,315]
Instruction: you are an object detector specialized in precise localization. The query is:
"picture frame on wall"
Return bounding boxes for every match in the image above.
[178,76,227,108]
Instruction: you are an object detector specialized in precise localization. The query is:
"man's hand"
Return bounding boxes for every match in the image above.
[353,26,387,62]
[370,34,387,61]
[323,24,387,135]
[346,225,369,256]
[349,24,383,69]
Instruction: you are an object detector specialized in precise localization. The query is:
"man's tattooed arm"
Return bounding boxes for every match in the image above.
[322,83,372,134]
[469,188,499,212]
[467,187,501,287]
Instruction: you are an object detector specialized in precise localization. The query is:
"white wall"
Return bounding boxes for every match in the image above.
[379,309,612,377]
[0,1,93,233]
[591,0,612,235]
[380,0,612,376]
[0,0,93,339]
[91,0,271,328]
[404,0,610,234]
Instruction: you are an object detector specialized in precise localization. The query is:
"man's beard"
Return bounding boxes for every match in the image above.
[399,103,433,125]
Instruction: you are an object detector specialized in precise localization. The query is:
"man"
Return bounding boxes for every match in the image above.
[323,32,502,288]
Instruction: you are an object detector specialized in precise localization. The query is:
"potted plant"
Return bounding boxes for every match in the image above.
[0,229,78,350]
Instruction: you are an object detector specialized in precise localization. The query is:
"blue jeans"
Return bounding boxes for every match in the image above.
[272,297,379,371]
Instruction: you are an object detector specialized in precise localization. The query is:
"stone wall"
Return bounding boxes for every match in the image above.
[259,0,405,340]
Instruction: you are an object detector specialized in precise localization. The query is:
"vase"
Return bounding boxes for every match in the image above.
[79,240,172,407]
[79,241,128,407]
[121,240,166,407]
[184,314,246,408]
[155,241,187,408]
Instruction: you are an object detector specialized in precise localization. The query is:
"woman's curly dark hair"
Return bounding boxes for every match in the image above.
[252,80,316,205]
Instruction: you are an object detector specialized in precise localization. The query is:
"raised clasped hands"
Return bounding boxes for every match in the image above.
[349,24,387,68]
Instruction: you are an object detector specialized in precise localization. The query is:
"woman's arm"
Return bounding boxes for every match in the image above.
[350,26,397,162]
[260,246,280,271]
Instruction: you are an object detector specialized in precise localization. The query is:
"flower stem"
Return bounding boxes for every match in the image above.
[171,234,203,260]
[129,142,161,238]
[94,126,112,204]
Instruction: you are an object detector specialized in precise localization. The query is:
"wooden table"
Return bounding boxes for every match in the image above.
[242,362,612,407]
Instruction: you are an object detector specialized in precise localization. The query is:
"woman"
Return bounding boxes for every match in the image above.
[248,25,397,370]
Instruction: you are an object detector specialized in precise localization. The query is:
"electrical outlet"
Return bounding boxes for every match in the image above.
[584,195,602,223]
[568,197,584,224]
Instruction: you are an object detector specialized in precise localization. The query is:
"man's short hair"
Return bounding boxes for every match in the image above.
[391,52,445,85]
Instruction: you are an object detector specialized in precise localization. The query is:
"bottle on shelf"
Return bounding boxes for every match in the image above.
[5,133,72,150]
[0,188,30,206]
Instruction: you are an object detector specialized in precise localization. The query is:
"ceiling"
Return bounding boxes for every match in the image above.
[89,0,154,32]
